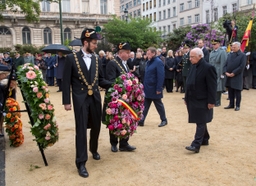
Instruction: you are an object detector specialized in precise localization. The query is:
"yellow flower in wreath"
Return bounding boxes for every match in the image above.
[6,113,11,118]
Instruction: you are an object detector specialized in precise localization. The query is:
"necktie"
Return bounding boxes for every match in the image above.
[123,61,128,72]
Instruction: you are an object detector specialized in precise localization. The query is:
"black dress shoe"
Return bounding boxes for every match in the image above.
[185,146,200,153]
[56,90,62,92]
[224,105,234,109]
[235,107,240,111]
[138,121,144,126]
[201,141,209,146]
[158,120,168,127]
[78,164,89,178]
[119,145,136,151]
[92,152,100,160]
[111,145,118,152]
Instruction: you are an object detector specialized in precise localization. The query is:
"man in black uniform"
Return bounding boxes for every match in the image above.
[102,42,136,153]
[62,28,112,178]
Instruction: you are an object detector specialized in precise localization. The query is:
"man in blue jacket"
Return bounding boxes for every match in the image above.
[138,47,167,127]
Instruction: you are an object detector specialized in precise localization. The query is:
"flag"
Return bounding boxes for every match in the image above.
[240,18,253,52]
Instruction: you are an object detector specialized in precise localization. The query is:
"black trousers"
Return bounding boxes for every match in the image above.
[216,91,222,105]
[109,131,129,148]
[165,79,173,92]
[75,96,101,167]
[183,76,187,92]
[56,79,62,91]
[228,87,241,107]
[140,98,167,123]
[191,123,210,149]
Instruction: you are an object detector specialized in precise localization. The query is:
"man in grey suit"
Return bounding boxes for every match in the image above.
[209,39,227,106]
[224,42,246,111]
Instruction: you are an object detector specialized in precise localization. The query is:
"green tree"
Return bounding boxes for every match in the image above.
[165,25,191,51]
[0,0,41,22]
[103,16,162,51]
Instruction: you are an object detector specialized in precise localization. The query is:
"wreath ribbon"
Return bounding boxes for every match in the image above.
[117,99,140,121]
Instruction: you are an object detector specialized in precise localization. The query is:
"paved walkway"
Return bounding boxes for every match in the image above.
[0,137,5,186]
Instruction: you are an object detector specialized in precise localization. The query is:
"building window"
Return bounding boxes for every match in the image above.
[163,26,166,36]
[163,0,166,6]
[154,0,156,7]
[232,3,237,12]
[159,27,161,31]
[168,0,170,4]
[180,18,184,26]
[44,27,52,44]
[138,0,141,4]
[168,25,170,33]
[134,10,137,17]
[150,13,152,21]
[247,0,252,4]
[214,8,218,21]
[138,9,141,16]
[22,27,31,44]
[64,28,71,41]
[206,10,210,23]
[143,3,145,11]
[146,2,148,10]
[173,7,176,16]
[134,0,137,6]
[150,0,152,9]
[154,12,156,21]
[159,0,161,7]
[82,0,89,13]
[223,5,227,16]
[0,27,11,35]
[195,0,200,7]
[62,0,70,12]
[188,1,192,9]
[168,9,171,18]
[173,23,176,29]
[173,0,176,2]
[195,14,200,23]
[188,16,191,24]
[159,11,162,20]
[180,3,184,12]
[42,0,50,12]
[100,0,107,14]
[163,10,166,19]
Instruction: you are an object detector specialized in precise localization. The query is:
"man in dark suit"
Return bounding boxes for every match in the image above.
[102,42,136,153]
[185,48,217,153]
[138,47,167,127]
[224,42,246,111]
[197,39,209,62]
[62,28,112,178]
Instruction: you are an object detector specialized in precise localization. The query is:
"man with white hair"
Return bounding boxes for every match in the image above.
[185,48,217,153]
[224,42,246,111]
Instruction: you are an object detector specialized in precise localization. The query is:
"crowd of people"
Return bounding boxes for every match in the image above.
[0,26,255,178]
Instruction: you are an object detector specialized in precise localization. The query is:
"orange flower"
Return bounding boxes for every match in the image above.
[45,93,49,98]
[6,113,11,118]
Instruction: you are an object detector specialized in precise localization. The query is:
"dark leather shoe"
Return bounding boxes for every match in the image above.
[224,105,234,109]
[138,121,144,126]
[119,145,136,151]
[92,152,100,160]
[78,163,89,178]
[158,120,168,127]
[56,90,62,92]
[111,145,118,152]
[185,146,200,153]
[201,141,209,146]
[235,107,240,111]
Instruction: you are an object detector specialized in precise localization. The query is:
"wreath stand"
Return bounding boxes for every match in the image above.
[0,65,48,166]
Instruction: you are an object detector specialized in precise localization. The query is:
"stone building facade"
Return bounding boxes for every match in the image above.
[0,0,119,49]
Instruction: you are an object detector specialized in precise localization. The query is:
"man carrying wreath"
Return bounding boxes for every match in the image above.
[62,28,112,178]
[102,42,136,152]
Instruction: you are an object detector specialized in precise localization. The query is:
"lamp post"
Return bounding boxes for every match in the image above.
[59,0,64,44]
[124,8,128,23]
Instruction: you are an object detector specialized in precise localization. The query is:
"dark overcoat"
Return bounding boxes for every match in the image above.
[144,56,165,99]
[164,57,175,79]
[45,56,55,77]
[62,50,111,127]
[55,56,65,79]
[224,50,246,90]
[249,51,256,76]
[182,52,191,77]
[185,58,217,123]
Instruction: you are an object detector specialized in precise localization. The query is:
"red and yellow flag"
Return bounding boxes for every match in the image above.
[240,18,253,52]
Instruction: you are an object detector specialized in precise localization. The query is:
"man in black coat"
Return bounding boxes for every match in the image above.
[185,48,217,153]
[197,39,209,62]
[224,42,246,111]
[102,42,136,153]
[62,28,112,178]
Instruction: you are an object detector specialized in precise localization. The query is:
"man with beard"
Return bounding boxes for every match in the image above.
[62,28,112,178]
[102,42,136,153]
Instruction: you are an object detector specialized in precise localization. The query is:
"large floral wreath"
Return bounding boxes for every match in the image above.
[103,72,145,139]
[4,98,24,147]
[16,63,59,149]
